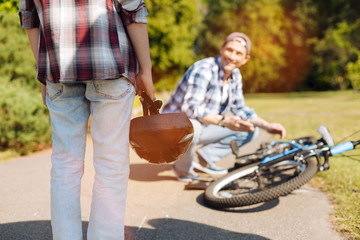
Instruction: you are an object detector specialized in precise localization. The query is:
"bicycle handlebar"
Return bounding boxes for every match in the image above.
[353,140,360,147]
[329,141,357,156]
[317,125,334,147]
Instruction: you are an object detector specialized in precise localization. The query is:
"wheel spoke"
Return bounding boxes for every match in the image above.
[217,160,306,197]
[205,140,318,208]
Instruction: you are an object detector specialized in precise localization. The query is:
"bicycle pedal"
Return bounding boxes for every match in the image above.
[185,180,213,190]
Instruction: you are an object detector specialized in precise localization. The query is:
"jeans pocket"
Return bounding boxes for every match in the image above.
[92,78,132,100]
[46,81,64,101]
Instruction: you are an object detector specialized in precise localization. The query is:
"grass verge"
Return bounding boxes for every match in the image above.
[244,90,360,239]
[0,150,19,162]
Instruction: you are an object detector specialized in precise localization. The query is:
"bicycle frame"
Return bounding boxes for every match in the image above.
[258,139,360,171]
[203,126,360,208]
[259,141,316,168]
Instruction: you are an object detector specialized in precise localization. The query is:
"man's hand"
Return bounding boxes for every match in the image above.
[198,114,254,132]
[224,116,255,132]
[265,123,286,139]
[250,116,286,139]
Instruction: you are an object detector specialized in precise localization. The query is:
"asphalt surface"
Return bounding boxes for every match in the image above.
[0,130,344,240]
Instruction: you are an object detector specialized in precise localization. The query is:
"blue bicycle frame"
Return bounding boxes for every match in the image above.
[259,140,359,169]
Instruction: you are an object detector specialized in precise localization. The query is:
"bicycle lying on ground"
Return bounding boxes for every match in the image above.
[202,125,360,208]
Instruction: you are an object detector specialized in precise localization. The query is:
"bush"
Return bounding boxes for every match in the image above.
[145,0,202,84]
[0,12,51,156]
[0,12,38,89]
[0,82,51,155]
[0,0,18,13]
[197,0,310,92]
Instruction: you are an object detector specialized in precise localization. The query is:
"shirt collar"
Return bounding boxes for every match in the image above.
[215,55,225,80]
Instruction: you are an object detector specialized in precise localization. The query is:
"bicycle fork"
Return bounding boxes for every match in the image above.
[255,169,264,190]
[315,140,360,171]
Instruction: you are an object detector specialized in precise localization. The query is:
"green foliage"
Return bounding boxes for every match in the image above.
[309,20,360,90]
[0,0,18,13]
[0,82,51,155]
[154,73,182,92]
[302,0,360,91]
[0,12,38,89]
[239,0,288,92]
[347,57,360,91]
[198,0,310,92]
[198,0,360,92]
[145,0,202,83]
[0,12,51,155]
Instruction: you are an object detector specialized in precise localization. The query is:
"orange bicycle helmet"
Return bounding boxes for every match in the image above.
[129,93,194,164]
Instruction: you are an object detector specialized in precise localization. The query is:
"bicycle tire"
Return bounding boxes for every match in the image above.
[234,136,317,168]
[204,157,317,208]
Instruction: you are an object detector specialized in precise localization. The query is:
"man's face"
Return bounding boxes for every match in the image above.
[220,38,250,73]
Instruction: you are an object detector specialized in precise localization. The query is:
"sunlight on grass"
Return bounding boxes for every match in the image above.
[245,91,360,140]
[0,150,19,162]
[245,90,360,239]
[312,157,360,239]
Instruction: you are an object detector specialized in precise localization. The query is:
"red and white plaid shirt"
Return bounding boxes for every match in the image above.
[19,0,148,85]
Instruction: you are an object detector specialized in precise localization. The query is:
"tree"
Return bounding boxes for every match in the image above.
[309,20,360,90]
[0,12,38,88]
[0,0,18,12]
[0,12,51,155]
[198,0,310,92]
[145,0,202,87]
[303,0,360,91]
[346,50,360,92]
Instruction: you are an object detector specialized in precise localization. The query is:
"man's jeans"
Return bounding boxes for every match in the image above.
[174,119,259,172]
[46,78,135,240]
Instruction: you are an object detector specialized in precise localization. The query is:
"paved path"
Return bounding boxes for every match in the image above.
[0,131,343,240]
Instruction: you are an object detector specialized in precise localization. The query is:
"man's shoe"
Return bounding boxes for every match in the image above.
[172,165,199,182]
[193,154,228,176]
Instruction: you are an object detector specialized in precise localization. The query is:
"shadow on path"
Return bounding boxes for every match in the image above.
[129,163,173,182]
[0,218,270,240]
[0,221,88,240]
[129,218,271,240]
[195,192,280,213]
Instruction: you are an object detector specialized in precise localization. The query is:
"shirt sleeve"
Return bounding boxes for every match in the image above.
[18,0,40,28]
[117,0,148,26]
[230,74,258,120]
[181,66,212,120]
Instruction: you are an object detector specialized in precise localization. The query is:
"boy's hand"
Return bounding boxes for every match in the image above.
[135,69,155,101]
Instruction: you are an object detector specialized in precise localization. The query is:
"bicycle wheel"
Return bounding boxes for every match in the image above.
[204,157,317,208]
[234,136,317,168]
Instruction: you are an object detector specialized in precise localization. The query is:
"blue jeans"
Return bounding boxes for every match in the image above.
[174,119,259,172]
[46,78,135,240]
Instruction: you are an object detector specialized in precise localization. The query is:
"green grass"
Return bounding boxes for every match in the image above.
[244,90,360,239]
[0,150,19,162]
